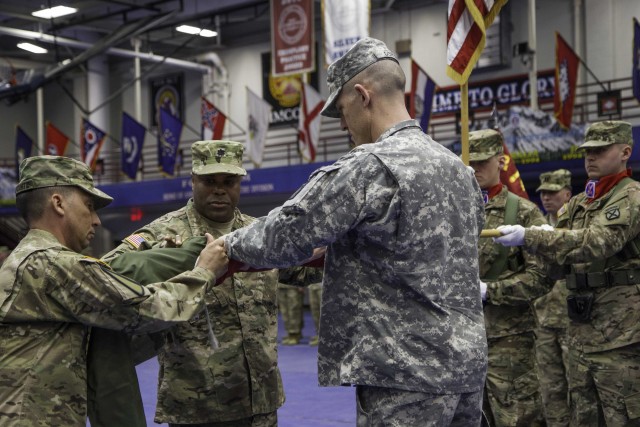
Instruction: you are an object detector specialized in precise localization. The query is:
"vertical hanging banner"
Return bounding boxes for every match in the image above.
[322,0,370,65]
[121,112,146,180]
[158,108,183,176]
[80,118,107,172]
[633,17,640,103]
[46,122,70,156]
[15,125,33,177]
[410,59,437,133]
[271,0,315,76]
[554,32,580,129]
[246,88,272,167]
[298,82,324,162]
[201,97,227,140]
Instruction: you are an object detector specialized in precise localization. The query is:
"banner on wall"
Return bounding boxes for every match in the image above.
[15,125,33,178]
[201,97,227,140]
[80,118,107,172]
[554,32,580,129]
[247,88,272,167]
[150,73,183,127]
[158,107,183,176]
[633,18,640,103]
[271,0,315,76]
[322,0,370,66]
[298,82,324,162]
[410,59,437,132]
[121,112,146,180]
[46,122,70,156]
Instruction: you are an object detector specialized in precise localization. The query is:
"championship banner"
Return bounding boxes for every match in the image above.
[46,122,70,156]
[271,0,314,76]
[322,0,370,65]
[80,118,107,172]
[446,0,508,84]
[554,32,580,129]
[201,97,227,140]
[633,18,640,103]
[121,112,146,180]
[15,125,33,178]
[158,107,183,176]
[247,88,272,167]
[410,59,437,132]
[298,82,324,162]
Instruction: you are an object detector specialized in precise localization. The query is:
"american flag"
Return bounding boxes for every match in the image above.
[124,233,148,250]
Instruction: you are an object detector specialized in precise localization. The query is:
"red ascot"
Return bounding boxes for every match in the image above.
[484,183,503,202]
[585,168,632,203]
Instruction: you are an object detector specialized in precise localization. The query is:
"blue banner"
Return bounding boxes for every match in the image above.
[15,125,33,178]
[633,18,640,103]
[121,112,146,180]
[420,76,436,132]
[158,107,183,176]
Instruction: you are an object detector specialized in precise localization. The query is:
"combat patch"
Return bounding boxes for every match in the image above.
[604,206,621,221]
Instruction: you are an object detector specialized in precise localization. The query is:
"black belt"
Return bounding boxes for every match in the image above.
[566,270,640,291]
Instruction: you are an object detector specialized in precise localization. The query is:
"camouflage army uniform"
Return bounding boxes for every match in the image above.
[277,282,304,344]
[0,229,214,427]
[480,186,550,426]
[104,201,283,425]
[226,119,488,422]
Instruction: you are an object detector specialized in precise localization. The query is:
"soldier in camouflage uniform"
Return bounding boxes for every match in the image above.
[103,140,283,427]
[0,155,227,427]
[533,169,573,427]
[496,121,640,426]
[468,129,551,426]
[222,37,488,426]
[277,282,304,345]
[277,267,324,346]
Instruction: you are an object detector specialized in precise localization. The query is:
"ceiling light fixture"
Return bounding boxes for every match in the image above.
[32,5,78,19]
[176,25,218,38]
[17,42,49,54]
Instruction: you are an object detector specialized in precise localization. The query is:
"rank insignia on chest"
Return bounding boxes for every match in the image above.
[604,206,621,221]
[585,180,597,199]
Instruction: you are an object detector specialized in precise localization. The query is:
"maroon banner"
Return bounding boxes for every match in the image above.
[554,32,580,129]
[271,0,314,76]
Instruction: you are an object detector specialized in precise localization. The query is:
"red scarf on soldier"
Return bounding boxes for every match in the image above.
[585,168,632,203]
[481,183,503,204]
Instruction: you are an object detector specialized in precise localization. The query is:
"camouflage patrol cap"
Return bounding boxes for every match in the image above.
[468,129,504,161]
[579,120,633,149]
[320,37,399,118]
[16,156,113,209]
[191,140,246,176]
[536,169,572,192]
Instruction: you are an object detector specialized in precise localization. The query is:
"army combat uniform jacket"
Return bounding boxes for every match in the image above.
[525,178,640,353]
[227,120,488,394]
[0,229,214,427]
[481,187,551,338]
[104,203,283,424]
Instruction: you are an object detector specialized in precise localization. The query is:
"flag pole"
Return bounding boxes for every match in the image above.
[460,82,470,166]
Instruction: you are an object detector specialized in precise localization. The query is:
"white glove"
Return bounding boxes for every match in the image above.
[479,281,487,301]
[530,224,554,231]
[493,225,525,246]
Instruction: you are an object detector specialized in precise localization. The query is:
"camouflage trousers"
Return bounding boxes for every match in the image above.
[568,342,640,426]
[483,333,545,427]
[277,283,304,336]
[169,411,277,427]
[308,282,323,333]
[356,385,483,426]
[535,326,570,427]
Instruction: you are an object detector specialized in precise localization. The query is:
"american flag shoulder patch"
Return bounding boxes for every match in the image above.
[124,233,148,249]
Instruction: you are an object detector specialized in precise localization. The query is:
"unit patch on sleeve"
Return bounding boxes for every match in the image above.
[604,206,621,221]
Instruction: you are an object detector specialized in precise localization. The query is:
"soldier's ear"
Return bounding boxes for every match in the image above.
[51,193,65,216]
[622,145,632,161]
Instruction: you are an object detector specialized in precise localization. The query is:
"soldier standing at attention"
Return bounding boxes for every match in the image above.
[533,169,573,426]
[0,155,228,427]
[221,37,488,426]
[468,129,551,426]
[103,140,283,427]
[495,121,640,425]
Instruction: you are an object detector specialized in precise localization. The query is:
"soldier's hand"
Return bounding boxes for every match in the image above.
[159,234,183,248]
[493,225,525,247]
[196,233,228,278]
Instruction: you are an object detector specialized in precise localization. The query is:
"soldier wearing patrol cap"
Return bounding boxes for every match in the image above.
[495,120,640,424]
[0,155,227,427]
[468,129,551,426]
[103,140,285,427]
[222,37,488,425]
[533,169,573,426]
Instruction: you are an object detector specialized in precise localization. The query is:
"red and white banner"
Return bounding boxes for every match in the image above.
[298,83,324,162]
[554,32,580,129]
[322,0,370,66]
[446,0,508,84]
[201,97,227,140]
[271,0,315,76]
